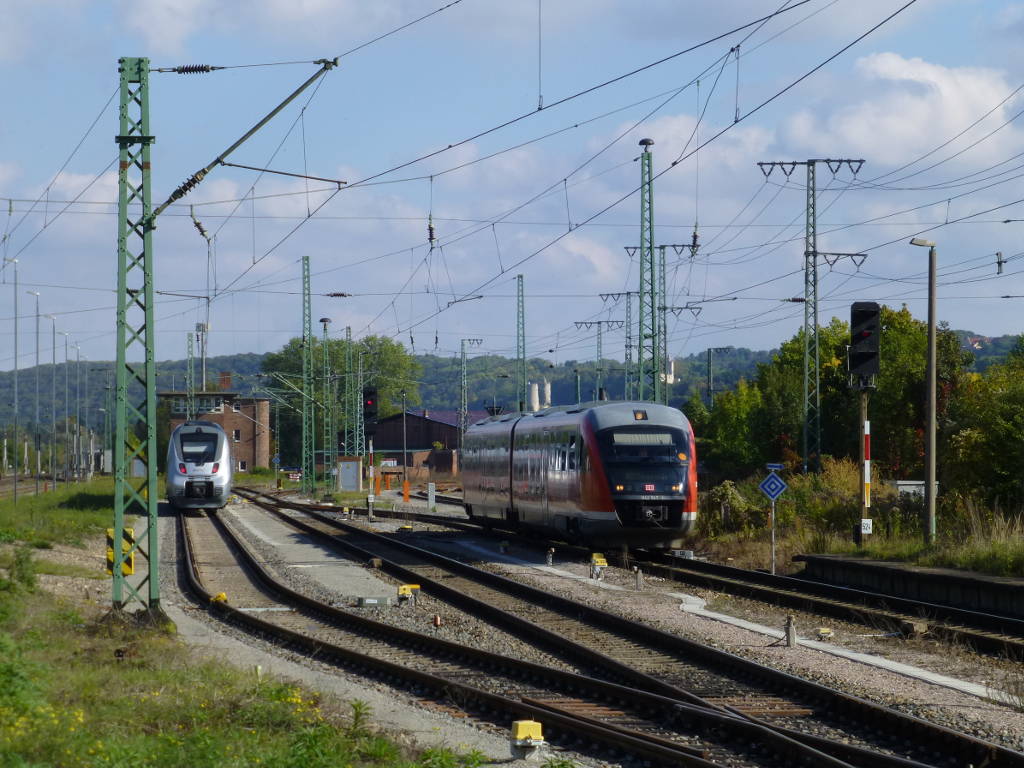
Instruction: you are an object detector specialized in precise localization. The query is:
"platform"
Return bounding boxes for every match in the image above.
[793,554,1024,619]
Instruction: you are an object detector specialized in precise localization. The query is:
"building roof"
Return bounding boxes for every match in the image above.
[378,409,490,427]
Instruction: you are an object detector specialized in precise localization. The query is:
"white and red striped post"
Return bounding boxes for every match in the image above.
[858,389,872,543]
[863,420,871,509]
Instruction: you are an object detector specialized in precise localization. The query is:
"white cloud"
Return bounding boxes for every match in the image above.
[783,53,1023,167]
[0,162,19,189]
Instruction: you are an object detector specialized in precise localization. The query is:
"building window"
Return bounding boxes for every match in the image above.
[171,398,187,415]
[232,429,241,442]
[238,460,247,472]
[232,401,241,413]
[196,396,223,414]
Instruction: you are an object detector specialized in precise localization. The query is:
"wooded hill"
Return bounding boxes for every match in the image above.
[0,332,1016,428]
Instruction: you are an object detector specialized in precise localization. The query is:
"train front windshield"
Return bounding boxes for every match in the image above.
[597,428,690,491]
[180,432,218,464]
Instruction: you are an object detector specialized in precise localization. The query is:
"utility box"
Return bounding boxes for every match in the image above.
[338,458,362,491]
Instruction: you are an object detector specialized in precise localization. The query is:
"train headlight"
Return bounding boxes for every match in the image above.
[178,463,186,474]
[614,484,625,492]
[671,483,682,492]
[212,462,220,473]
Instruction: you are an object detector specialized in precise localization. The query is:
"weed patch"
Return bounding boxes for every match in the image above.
[0,586,492,767]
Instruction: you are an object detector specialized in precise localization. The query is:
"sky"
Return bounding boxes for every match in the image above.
[2,0,1024,377]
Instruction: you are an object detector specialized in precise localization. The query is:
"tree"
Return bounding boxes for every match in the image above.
[261,335,421,465]
[944,336,1024,505]
[703,378,764,476]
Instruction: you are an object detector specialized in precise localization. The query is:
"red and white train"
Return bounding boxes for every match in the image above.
[462,401,697,548]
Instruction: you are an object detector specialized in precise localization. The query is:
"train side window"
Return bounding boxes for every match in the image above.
[567,437,577,470]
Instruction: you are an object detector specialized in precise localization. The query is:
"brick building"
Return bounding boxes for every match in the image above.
[372,409,487,453]
[161,391,271,473]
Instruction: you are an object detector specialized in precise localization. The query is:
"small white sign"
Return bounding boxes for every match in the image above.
[367,494,375,504]
[860,518,873,535]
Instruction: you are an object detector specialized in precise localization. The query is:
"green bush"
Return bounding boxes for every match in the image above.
[248,466,273,477]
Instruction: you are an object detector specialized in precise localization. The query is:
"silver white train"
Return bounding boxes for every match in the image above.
[166,421,233,510]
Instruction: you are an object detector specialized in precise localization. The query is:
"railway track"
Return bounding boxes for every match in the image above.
[357,489,1024,658]
[180,507,850,767]
[235,487,1023,767]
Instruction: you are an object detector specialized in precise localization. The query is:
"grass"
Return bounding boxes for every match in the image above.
[0,552,494,768]
[812,501,1024,577]
[0,480,496,768]
[0,477,120,548]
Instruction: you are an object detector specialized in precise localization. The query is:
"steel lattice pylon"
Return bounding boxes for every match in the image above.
[658,245,669,405]
[574,320,623,399]
[637,139,660,403]
[756,157,864,473]
[355,353,365,456]
[624,291,633,400]
[321,319,334,486]
[300,256,315,495]
[803,161,819,474]
[113,56,159,610]
[342,326,357,456]
[516,274,526,412]
[185,332,195,420]
[459,338,482,444]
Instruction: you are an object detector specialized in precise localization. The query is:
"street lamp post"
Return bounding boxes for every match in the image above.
[83,359,90,478]
[4,257,18,506]
[910,237,937,544]
[27,291,40,494]
[45,315,56,486]
[489,373,511,414]
[59,332,70,485]
[73,342,81,481]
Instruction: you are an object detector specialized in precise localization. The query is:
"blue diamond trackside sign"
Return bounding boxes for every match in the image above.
[759,471,788,501]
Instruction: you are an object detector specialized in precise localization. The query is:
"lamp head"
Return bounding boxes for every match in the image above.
[909,238,936,248]
[26,290,39,297]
